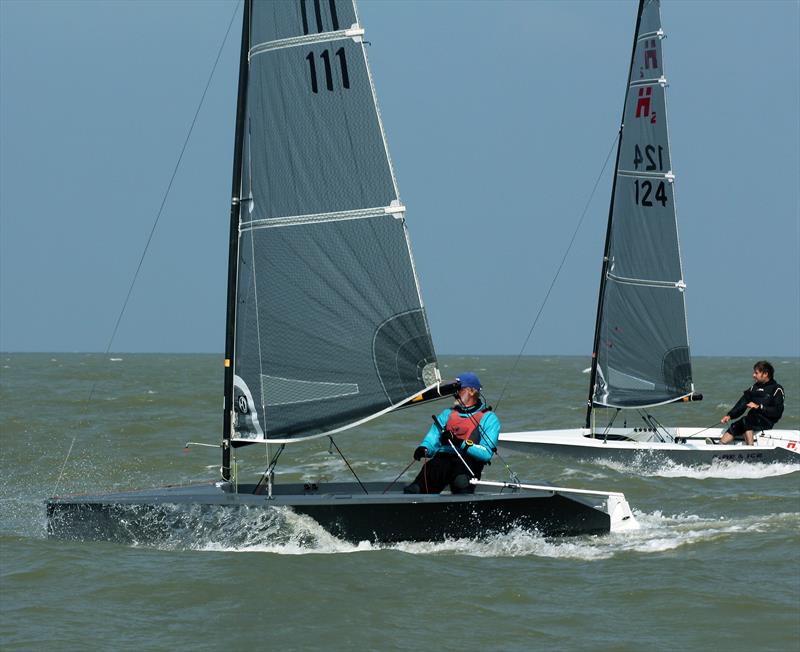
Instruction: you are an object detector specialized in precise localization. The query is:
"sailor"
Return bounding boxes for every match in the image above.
[404,372,500,494]
[719,360,784,446]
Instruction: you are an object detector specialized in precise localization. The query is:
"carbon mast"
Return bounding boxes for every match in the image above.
[222,0,251,481]
[585,0,646,430]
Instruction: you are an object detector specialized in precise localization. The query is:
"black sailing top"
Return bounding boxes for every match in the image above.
[727,378,785,426]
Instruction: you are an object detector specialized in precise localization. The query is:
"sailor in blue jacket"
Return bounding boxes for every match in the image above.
[404,372,500,494]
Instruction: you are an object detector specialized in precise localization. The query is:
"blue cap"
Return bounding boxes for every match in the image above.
[457,372,482,390]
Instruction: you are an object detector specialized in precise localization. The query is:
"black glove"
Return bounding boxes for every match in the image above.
[413,446,427,461]
[439,429,456,446]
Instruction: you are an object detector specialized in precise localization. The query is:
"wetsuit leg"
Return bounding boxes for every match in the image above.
[405,456,451,494]
[728,420,746,440]
[742,412,774,433]
[449,460,484,494]
[450,474,474,494]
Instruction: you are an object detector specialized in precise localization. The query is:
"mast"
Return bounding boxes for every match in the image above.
[585,0,646,430]
[222,0,251,481]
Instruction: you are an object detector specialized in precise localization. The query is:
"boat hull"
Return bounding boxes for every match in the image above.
[46,481,612,544]
[499,428,800,467]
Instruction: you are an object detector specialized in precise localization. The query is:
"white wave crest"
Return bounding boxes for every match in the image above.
[109,503,799,562]
[595,457,799,479]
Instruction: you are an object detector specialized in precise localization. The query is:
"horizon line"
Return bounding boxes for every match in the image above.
[2,350,799,360]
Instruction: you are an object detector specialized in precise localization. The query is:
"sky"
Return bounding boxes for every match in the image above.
[1,0,798,357]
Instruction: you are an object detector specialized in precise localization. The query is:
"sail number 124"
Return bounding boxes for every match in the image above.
[634,179,668,207]
[632,143,668,207]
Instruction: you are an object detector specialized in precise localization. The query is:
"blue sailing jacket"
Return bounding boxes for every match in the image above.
[419,402,500,463]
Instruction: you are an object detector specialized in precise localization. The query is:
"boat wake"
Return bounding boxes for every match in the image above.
[114,504,365,553]
[393,510,799,559]
[73,502,798,561]
[592,457,799,479]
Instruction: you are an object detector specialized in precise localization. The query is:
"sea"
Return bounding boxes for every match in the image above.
[1,354,798,651]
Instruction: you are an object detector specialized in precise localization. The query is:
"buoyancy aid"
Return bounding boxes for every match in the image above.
[445,406,490,444]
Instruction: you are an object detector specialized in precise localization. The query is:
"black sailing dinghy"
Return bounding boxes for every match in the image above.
[47,0,638,544]
[499,0,799,467]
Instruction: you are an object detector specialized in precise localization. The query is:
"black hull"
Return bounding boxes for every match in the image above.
[47,481,611,544]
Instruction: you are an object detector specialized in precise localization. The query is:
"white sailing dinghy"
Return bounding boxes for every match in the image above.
[47,0,638,544]
[499,0,799,467]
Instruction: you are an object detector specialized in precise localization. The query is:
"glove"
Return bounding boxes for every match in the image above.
[439,429,456,446]
[413,446,427,461]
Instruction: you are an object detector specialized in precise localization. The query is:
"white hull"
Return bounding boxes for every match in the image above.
[499,427,800,466]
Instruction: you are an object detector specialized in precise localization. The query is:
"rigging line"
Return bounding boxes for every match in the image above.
[328,437,369,494]
[51,2,241,499]
[382,459,416,494]
[493,132,620,413]
[638,411,661,441]
[254,443,285,495]
[455,393,519,483]
[641,411,670,442]
[428,413,475,479]
[600,408,621,440]
[103,1,241,360]
[678,414,747,440]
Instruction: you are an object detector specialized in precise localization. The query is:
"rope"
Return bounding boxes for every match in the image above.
[51,2,242,498]
[683,413,746,439]
[595,407,747,443]
[640,411,671,443]
[456,394,519,483]
[328,437,368,494]
[599,408,621,442]
[382,459,416,494]
[494,133,620,412]
[254,443,284,495]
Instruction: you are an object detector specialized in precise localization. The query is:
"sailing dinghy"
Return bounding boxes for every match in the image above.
[498,0,799,466]
[47,0,638,544]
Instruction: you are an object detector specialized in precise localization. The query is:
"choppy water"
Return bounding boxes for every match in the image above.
[1,354,798,651]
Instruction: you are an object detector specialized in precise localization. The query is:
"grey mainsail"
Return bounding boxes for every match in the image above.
[231,0,438,441]
[591,0,693,410]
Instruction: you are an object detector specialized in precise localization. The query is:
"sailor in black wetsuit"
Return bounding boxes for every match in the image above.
[719,360,785,445]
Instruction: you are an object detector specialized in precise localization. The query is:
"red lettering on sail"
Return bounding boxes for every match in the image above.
[636,87,652,118]
[644,39,658,69]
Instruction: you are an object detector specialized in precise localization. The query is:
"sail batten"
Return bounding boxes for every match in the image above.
[616,169,673,179]
[628,78,666,88]
[606,274,684,289]
[250,26,364,57]
[638,29,664,40]
[240,204,403,231]
[230,0,438,441]
[590,0,693,411]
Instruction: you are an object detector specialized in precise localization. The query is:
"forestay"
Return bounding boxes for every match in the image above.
[593,0,693,409]
[232,0,438,441]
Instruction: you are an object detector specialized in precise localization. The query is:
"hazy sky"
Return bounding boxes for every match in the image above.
[1,0,798,357]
